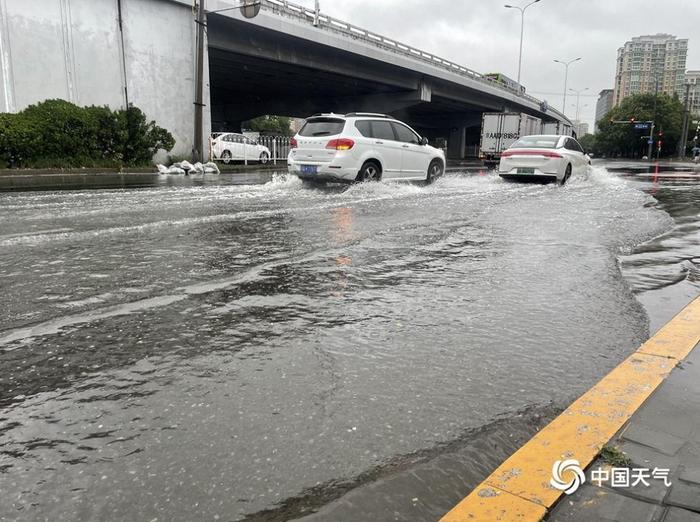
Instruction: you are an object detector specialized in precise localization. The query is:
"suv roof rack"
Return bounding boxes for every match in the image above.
[344,112,392,119]
[308,112,346,117]
[306,112,393,119]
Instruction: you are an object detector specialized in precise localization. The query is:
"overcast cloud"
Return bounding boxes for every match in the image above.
[293,0,700,129]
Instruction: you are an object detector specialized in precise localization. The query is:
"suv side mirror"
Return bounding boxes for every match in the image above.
[420,137,429,146]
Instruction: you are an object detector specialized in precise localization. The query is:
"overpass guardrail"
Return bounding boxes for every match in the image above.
[262,0,570,124]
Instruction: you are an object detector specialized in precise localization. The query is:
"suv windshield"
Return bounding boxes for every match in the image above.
[299,118,346,137]
[510,136,560,149]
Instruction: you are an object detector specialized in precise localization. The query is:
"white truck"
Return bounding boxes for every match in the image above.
[542,121,574,137]
[479,112,542,165]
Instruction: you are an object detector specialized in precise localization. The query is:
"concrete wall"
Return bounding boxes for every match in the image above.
[0,0,209,156]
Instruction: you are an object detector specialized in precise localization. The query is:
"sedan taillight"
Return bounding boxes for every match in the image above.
[326,138,355,151]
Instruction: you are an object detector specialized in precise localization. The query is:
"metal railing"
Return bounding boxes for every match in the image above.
[258,135,292,164]
[261,0,570,123]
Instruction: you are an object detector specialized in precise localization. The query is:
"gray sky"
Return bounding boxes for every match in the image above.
[294,0,700,130]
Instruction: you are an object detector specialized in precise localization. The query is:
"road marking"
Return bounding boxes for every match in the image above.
[440,296,700,521]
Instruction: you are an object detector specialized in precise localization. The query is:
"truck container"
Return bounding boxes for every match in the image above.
[541,121,574,136]
[479,112,542,165]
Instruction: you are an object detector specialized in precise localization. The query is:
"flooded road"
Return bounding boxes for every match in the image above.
[0,164,697,521]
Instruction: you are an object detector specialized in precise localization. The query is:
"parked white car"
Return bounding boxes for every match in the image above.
[288,113,445,184]
[497,135,591,185]
[211,132,271,164]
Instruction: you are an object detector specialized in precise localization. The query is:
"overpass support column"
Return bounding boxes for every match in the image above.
[447,127,467,160]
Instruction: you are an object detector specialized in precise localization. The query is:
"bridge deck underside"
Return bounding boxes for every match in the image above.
[206,13,560,158]
[207,15,524,132]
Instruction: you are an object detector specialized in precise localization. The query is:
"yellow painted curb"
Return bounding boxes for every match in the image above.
[441,296,700,522]
[444,486,547,521]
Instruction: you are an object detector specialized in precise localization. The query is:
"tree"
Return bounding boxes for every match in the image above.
[244,115,293,136]
[578,133,596,153]
[595,94,684,158]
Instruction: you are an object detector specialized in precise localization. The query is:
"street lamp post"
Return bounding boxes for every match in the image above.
[570,102,588,119]
[570,103,588,135]
[504,0,542,86]
[569,87,588,122]
[554,57,581,114]
[647,74,660,161]
[678,82,692,159]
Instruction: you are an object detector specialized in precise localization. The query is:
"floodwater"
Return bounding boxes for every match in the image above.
[0,164,697,521]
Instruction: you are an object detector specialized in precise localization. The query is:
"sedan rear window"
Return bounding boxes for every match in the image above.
[510,136,560,149]
[299,118,346,137]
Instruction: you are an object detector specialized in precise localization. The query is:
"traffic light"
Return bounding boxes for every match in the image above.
[630,118,636,124]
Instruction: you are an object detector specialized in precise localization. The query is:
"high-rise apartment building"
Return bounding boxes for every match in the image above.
[595,89,614,132]
[613,34,688,106]
[686,71,700,117]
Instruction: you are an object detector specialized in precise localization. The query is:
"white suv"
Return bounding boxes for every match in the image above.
[288,113,445,184]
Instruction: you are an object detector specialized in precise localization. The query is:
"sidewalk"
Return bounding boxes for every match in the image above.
[441,298,700,522]
[548,341,700,522]
[0,164,286,191]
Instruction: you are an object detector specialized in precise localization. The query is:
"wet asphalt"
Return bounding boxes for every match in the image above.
[0,161,698,521]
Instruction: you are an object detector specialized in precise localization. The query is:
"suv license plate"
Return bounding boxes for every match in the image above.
[301,165,318,174]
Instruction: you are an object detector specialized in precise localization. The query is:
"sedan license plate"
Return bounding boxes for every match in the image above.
[517,168,535,174]
[301,165,318,175]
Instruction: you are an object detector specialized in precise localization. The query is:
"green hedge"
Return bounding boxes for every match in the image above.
[0,99,175,168]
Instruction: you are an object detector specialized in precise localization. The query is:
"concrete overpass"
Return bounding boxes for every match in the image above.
[0,0,571,158]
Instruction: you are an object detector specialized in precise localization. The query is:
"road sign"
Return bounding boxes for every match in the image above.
[635,123,651,130]
[648,138,654,145]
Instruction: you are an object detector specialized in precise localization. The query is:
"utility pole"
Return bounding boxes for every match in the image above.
[192,1,260,162]
[193,0,206,162]
[678,82,692,159]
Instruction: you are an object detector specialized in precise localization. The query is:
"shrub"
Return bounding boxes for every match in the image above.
[0,99,174,168]
[120,106,175,166]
